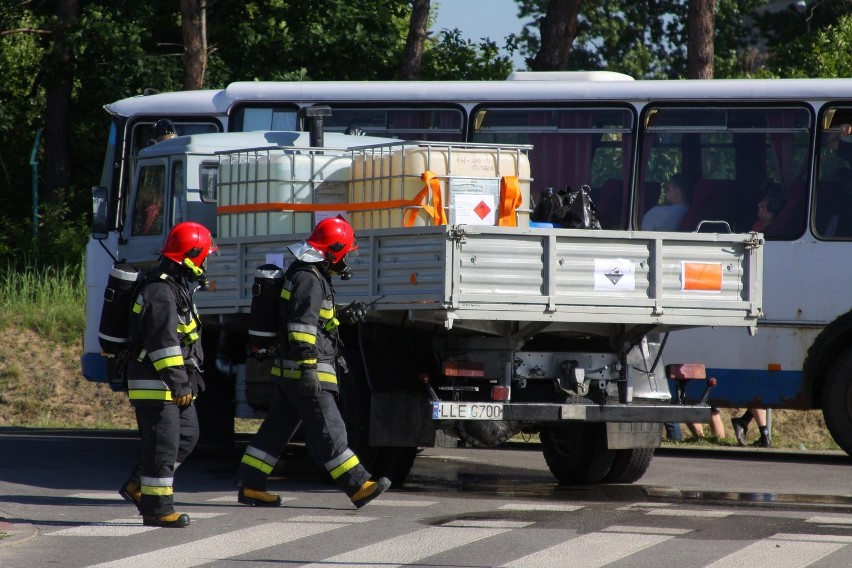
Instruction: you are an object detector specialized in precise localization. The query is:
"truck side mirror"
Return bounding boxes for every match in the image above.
[91,186,109,239]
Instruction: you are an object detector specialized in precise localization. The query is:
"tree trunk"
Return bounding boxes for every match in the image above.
[687,0,715,79]
[42,0,80,208]
[531,0,580,71]
[181,0,207,90]
[399,0,430,80]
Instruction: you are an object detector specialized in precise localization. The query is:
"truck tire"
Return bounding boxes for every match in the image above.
[338,345,417,486]
[540,423,615,484]
[822,346,852,456]
[602,448,655,483]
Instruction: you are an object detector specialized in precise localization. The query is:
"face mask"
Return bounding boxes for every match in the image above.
[329,257,353,280]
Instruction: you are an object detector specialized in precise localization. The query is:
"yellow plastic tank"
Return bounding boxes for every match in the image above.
[349,143,531,229]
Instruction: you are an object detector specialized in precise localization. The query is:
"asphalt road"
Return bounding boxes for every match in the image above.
[1,428,851,567]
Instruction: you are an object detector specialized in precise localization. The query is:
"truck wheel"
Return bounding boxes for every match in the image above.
[822,346,852,456]
[602,448,655,483]
[540,423,615,484]
[338,346,417,486]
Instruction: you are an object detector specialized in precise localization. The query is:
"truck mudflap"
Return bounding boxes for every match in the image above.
[431,401,710,424]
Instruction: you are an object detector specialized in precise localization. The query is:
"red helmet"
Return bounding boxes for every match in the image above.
[161,222,218,266]
[306,217,357,264]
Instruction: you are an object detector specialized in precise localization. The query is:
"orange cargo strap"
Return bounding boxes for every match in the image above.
[217,199,416,215]
[402,171,446,227]
[498,176,522,227]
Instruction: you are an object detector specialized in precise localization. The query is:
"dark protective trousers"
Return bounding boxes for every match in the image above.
[134,403,199,516]
[238,381,370,497]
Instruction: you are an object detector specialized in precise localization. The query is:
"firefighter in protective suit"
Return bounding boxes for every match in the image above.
[118,221,217,528]
[236,217,391,509]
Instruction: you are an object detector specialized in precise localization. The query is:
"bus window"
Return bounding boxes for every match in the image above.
[200,162,218,202]
[171,160,186,226]
[640,106,811,236]
[814,107,852,239]
[131,164,166,236]
[472,106,634,229]
[323,107,464,142]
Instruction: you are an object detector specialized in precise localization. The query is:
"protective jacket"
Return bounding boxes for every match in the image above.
[272,260,340,392]
[126,267,204,407]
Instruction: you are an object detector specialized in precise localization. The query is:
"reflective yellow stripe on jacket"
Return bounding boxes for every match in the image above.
[127,379,173,401]
[271,361,337,386]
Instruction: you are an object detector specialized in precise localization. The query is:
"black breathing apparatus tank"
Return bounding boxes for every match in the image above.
[98,263,141,355]
[248,264,285,357]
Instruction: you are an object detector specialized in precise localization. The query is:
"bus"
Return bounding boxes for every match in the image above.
[85,71,852,455]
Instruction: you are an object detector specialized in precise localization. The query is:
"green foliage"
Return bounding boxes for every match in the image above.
[765,15,852,78]
[421,29,517,80]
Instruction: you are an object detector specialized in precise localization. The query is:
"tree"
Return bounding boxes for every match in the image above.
[399,0,430,79]
[529,0,580,71]
[765,14,852,78]
[687,0,715,79]
[181,0,207,90]
[517,0,685,78]
[42,0,80,209]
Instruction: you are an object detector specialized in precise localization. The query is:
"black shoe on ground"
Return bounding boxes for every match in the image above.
[731,417,747,447]
[142,512,190,528]
[351,477,391,509]
[238,488,283,507]
[753,435,771,448]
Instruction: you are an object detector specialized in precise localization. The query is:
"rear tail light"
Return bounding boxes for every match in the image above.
[491,385,510,401]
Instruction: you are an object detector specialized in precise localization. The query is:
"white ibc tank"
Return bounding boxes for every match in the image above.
[218,149,351,238]
[349,143,531,230]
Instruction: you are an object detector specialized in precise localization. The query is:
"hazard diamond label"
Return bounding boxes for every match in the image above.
[474,201,492,220]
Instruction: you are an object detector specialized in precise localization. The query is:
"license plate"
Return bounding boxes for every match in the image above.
[432,402,504,420]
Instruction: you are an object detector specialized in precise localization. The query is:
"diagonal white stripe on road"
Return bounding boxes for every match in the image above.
[300,526,512,568]
[47,517,157,537]
[84,521,345,568]
[499,503,583,512]
[703,537,846,567]
[501,530,675,568]
[646,508,731,518]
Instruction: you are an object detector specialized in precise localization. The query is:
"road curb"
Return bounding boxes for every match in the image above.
[0,518,38,549]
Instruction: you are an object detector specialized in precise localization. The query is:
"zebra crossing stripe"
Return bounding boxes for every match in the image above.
[703,536,847,567]
[646,508,732,518]
[805,516,852,526]
[499,503,583,512]
[299,525,513,568]
[501,530,675,567]
[48,513,225,537]
[362,499,438,507]
[85,520,347,568]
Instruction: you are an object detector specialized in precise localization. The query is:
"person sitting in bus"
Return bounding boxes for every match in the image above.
[751,181,786,233]
[641,174,692,231]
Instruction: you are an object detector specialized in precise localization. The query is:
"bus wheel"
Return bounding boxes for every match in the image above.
[602,448,655,483]
[823,347,852,456]
[540,423,615,484]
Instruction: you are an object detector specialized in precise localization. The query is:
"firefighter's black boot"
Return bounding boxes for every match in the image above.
[351,477,391,509]
[238,488,282,507]
[142,512,190,528]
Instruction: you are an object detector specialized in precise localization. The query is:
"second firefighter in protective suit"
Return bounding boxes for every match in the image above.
[236,217,390,509]
[118,221,217,528]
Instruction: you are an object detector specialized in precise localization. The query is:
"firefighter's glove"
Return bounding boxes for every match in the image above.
[337,301,367,326]
[172,384,193,407]
[297,365,321,397]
